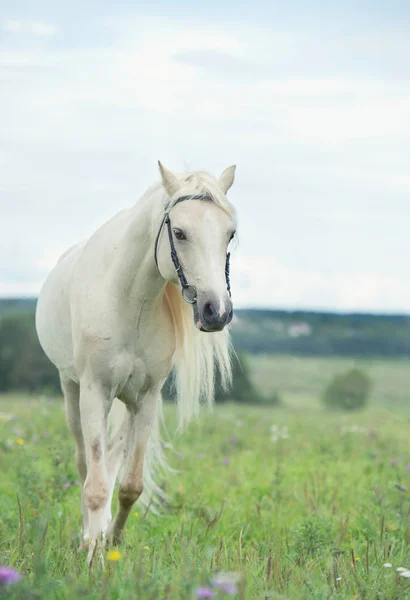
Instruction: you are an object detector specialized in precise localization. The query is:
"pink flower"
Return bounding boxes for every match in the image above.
[212,572,239,596]
[195,587,216,598]
[223,457,231,466]
[0,566,22,585]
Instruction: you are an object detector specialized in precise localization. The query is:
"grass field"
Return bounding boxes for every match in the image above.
[2,355,410,599]
[249,355,410,411]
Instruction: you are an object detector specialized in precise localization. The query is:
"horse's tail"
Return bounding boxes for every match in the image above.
[108,396,172,510]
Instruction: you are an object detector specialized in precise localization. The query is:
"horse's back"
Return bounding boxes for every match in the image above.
[36,242,84,378]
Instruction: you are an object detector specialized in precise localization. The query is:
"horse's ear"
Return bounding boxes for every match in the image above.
[218,165,236,194]
[158,161,182,196]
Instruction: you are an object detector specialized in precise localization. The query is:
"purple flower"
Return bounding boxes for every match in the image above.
[405,465,410,472]
[391,459,398,467]
[231,436,238,445]
[0,567,22,585]
[217,582,237,594]
[64,482,72,489]
[195,587,216,598]
[212,572,239,596]
[223,457,231,466]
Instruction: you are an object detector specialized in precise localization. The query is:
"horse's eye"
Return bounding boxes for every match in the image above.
[173,228,186,240]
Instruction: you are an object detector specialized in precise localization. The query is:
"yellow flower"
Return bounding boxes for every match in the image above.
[107,550,121,562]
[355,557,360,562]
[16,438,24,445]
[133,512,139,518]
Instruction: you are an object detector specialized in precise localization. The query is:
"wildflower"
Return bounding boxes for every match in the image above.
[212,572,240,595]
[195,588,215,599]
[133,512,139,518]
[396,567,408,572]
[270,425,289,442]
[390,459,398,467]
[336,577,342,581]
[355,557,360,562]
[64,482,72,489]
[383,563,392,568]
[405,466,410,472]
[400,571,410,578]
[281,426,289,439]
[223,457,231,466]
[0,566,22,585]
[231,436,238,445]
[0,413,15,422]
[107,550,121,562]
[15,439,24,446]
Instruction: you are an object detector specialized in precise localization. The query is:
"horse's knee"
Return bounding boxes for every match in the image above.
[83,477,109,511]
[118,481,143,508]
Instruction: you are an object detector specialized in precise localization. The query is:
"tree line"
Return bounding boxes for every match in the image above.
[1,299,410,395]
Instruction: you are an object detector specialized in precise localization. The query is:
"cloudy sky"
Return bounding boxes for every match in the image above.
[1,1,410,312]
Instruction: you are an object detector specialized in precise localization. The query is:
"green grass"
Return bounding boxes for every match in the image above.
[2,356,410,599]
[249,354,410,411]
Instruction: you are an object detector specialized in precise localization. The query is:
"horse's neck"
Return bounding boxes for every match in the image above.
[110,201,166,321]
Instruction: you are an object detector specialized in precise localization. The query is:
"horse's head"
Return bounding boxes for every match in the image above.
[155,162,237,332]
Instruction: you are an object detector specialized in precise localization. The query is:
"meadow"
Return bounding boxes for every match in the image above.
[2,355,410,599]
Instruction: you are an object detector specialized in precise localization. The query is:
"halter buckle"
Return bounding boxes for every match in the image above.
[182,285,197,304]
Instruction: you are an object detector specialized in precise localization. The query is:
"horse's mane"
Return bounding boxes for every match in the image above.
[152,170,236,428]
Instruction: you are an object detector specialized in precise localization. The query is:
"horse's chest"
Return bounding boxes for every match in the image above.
[116,321,174,401]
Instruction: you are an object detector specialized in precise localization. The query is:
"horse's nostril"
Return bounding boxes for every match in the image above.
[203,301,217,322]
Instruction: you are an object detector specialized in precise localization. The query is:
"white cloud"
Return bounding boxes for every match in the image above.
[233,257,410,312]
[2,20,57,37]
[1,15,410,311]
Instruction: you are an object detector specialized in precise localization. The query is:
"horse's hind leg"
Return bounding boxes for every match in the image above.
[60,375,89,544]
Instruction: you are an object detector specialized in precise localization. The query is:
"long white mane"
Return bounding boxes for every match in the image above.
[155,171,235,428]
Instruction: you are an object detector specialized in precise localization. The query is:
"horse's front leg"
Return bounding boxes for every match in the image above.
[79,377,113,563]
[107,388,159,544]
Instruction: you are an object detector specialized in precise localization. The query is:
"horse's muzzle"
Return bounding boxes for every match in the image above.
[195,298,233,332]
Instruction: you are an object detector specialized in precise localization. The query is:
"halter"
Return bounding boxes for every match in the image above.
[154,194,232,305]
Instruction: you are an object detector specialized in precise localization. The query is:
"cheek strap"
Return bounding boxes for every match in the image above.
[154,195,232,304]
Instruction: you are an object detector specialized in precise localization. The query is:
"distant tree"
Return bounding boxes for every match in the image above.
[0,311,60,393]
[162,351,277,405]
[321,368,371,411]
[214,352,263,403]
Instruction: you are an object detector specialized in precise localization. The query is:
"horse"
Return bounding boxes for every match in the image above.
[35,161,238,562]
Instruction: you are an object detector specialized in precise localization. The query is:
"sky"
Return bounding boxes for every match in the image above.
[1,0,410,312]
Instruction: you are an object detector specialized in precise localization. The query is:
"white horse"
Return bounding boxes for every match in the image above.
[36,162,237,561]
